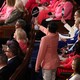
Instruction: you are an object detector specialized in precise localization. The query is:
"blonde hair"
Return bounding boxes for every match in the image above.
[6,0,15,7]
[15,28,27,40]
[14,0,25,12]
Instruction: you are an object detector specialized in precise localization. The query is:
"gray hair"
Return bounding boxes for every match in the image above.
[17,19,26,28]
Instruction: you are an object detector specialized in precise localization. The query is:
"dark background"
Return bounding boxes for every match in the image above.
[0,0,4,7]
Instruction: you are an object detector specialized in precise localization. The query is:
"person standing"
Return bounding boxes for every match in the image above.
[35,22,60,80]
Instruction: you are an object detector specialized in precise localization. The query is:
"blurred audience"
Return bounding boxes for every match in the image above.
[37,0,73,24]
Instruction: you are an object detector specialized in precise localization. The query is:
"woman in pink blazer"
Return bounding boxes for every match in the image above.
[35,22,60,80]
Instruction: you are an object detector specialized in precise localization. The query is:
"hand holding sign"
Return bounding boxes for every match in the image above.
[32,7,39,17]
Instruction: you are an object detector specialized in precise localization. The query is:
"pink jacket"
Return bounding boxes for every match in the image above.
[0,5,14,20]
[54,1,73,20]
[35,25,60,70]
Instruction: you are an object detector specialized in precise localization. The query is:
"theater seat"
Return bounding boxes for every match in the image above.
[0,26,15,38]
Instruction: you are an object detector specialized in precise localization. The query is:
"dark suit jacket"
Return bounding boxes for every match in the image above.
[7,56,21,77]
[0,65,10,80]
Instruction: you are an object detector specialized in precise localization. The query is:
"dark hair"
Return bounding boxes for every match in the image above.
[74,0,80,5]
[6,39,24,60]
[0,54,8,64]
[74,41,80,55]
[47,22,58,33]
[73,56,80,74]
[76,10,80,17]
[16,19,26,28]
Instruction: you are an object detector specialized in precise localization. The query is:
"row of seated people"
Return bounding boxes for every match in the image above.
[0,0,50,26]
[0,19,30,80]
[0,0,79,27]
[35,9,80,48]
[0,0,79,42]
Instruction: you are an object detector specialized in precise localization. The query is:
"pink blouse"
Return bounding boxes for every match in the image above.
[18,40,27,54]
[0,5,14,20]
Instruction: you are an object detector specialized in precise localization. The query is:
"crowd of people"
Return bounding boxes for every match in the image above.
[0,0,80,80]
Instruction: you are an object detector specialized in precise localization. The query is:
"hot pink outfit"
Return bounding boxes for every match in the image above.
[0,5,14,20]
[18,40,27,54]
[37,1,73,24]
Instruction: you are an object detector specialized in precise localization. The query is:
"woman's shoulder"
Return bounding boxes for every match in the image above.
[69,74,80,80]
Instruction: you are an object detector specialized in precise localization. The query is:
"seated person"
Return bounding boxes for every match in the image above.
[13,28,28,54]
[4,39,23,76]
[60,10,80,39]
[0,53,9,80]
[60,31,80,56]
[58,17,80,48]
[66,56,80,80]
[4,0,25,26]
[37,0,73,24]
[0,0,15,25]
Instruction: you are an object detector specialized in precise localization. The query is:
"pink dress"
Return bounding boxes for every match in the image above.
[18,40,28,54]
